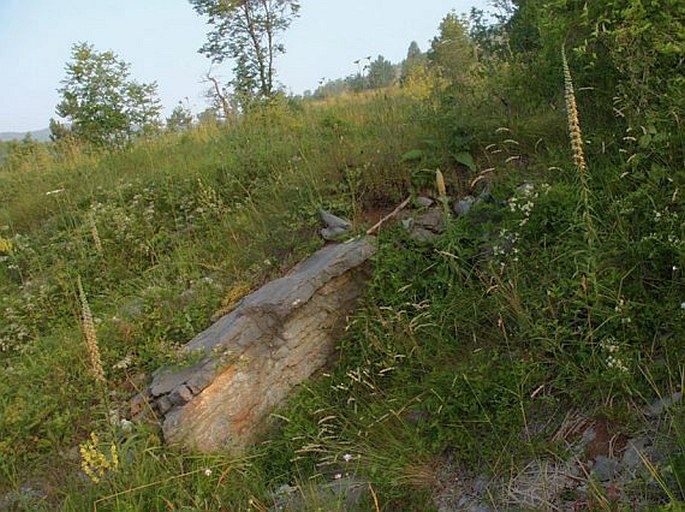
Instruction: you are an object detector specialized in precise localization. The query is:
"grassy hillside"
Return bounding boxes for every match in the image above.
[1,3,684,510]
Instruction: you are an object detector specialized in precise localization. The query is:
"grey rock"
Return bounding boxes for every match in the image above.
[410,226,439,244]
[643,391,682,417]
[270,476,368,512]
[415,208,445,232]
[0,481,47,511]
[454,195,476,216]
[416,196,434,207]
[320,210,351,229]
[578,426,597,451]
[145,238,376,453]
[321,225,349,241]
[622,437,649,472]
[168,385,193,406]
[151,364,204,397]
[156,396,173,415]
[592,455,621,481]
[517,182,535,195]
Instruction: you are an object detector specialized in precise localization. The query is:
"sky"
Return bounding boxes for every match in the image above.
[0,0,489,133]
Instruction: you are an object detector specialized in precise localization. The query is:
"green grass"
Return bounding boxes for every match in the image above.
[1,69,684,511]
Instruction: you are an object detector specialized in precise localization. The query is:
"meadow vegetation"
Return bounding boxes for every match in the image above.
[1,1,683,510]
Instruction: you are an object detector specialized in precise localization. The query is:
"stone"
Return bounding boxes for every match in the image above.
[319,210,352,240]
[270,476,369,512]
[622,437,649,472]
[321,225,349,241]
[592,455,621,481]
[415,208,444,232]
[643,391,682,417]
[142,237,376,453]
[454,195,476,216]
[517,182,535,195]
[410,226,440,244]
[320,210,351,229]
[416,196,434,207]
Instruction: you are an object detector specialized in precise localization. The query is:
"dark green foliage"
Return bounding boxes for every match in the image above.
[366,55,397,89]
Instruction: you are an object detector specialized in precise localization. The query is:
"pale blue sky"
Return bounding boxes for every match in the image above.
[0,0,488,132]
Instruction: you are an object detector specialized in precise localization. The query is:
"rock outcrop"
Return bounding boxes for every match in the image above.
[141,237,376,453]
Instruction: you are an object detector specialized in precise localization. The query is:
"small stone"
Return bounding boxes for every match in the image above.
[517,182,535,194]
[643,391,683,417]
[592,455,621,481]
[410,226,439,244]
[169,385,194,406]
[416,196,434,207]
[415,209,444,232]
[156,396,173,415]
[320,210,351,229]
[622,438,649,471]
[320,226,349,241]
[186,366,217,394]
[454,195,476,215]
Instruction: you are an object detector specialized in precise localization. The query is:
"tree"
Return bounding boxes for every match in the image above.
[367,55,397,89]
[53,42,161,147]
[166,101,194,132]
[400,41,426,84]
[203,71,236,121]
[429,12,477,88]
[197,107,220,126]
[189,0,301,102]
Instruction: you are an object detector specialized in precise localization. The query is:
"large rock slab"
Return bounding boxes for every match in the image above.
[144,237,376,453]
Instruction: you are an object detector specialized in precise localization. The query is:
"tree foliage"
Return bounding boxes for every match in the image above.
[367,55,397,89]
[166,102,194,132]
[189,0,301,102]
[53,42,161,147]
[400,41,426,84]
[492,0,684,164]
[429,12,477,89]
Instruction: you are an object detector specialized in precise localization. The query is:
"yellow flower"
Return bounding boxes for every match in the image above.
[79,431,119,484]
[0,237,12,254]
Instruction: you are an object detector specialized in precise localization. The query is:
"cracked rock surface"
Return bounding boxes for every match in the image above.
[139,237,376,453]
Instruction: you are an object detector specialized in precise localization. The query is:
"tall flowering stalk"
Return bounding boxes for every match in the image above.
[435,169,450,219]
[562,47,587,175]
[88,211,103,255]
[562,45,599,310]
[78,276,106,385]
[562,45,596,253]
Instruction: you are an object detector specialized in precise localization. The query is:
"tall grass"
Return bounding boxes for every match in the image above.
[0,91,434,507]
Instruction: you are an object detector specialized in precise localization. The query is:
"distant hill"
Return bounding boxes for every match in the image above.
[0,128,51,142]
